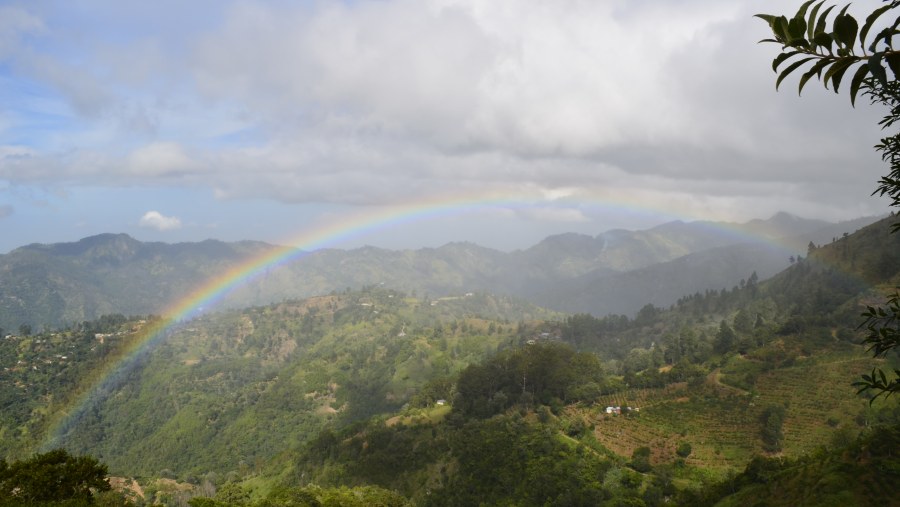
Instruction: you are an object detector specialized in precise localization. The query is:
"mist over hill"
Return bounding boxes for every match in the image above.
[0,213,882,332]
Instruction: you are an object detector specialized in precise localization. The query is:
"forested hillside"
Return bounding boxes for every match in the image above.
[1,217,897,506]
[0,289,556,475]
[237,217,899,506]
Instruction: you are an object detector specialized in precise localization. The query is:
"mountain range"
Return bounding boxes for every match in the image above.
[1,213,898,506]
[0,212,881,331]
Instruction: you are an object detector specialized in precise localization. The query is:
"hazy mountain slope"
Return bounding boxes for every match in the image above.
[0,235,277,331]
[529,215,885,317]
[804,215,900,287]
[516,211,858,276]
[775,214,888,253]
[515,220,750,276]
[536,241,792,316]
[0,214,884,331]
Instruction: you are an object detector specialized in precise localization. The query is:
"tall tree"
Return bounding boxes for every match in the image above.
[757,1,900,401]
[0,449,111,504]
[715,320,737,354]
[760,405,787,453]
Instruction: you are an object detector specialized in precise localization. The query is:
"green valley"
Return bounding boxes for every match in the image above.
[1,217,898,506]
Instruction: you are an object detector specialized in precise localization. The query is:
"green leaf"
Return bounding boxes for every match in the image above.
[860,4,893,50]
[772,50,804,72]
[868,26,897,52]
[789,17,808,40]
[834,13,859,50]
[837,4,851,19]
[889,18,900,46]
[754,13,778,27]
[807,1,825,40]
[815,5,836,35]
[830,63,855,92]
[869,53,888,84]
[822,57,856,91]
[813,32,834,52]
[776,57,818,90]
[795,0,817,22]
[848,63,870,106]
[758,14,784,41]
[798,58,833,94]
[886,53,900,79]
[777,16,792,42]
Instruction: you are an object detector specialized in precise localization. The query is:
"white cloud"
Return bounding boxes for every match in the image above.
[0,0,893,229]
[178,0,890,211]
[138,210,182,231]
[190,0,739,154]
[0,205,12,219]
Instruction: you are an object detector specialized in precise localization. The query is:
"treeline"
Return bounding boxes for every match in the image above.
[188,484,409,507]
[451,342,605,419]
[290,411,661,506]
[0,449,122,506]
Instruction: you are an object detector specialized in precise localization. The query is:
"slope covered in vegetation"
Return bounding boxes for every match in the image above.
[1,217,899,506]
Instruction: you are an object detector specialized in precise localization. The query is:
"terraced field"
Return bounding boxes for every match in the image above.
[590,383,756,471]
[584,351,891,475]
[752,355,881,454]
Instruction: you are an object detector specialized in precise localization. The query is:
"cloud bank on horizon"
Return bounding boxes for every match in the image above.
[0,0,892,251]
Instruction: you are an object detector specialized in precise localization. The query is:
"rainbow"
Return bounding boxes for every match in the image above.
[41,191,815,447]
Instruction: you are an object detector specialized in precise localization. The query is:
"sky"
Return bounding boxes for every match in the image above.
[0,0,893,253]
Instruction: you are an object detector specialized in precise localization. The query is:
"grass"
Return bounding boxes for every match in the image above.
[386,405,451,427]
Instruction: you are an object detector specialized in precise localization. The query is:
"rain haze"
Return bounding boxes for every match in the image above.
[0,0,892,253]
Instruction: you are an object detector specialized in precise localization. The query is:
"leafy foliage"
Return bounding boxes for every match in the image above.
[189,483,410,507]
[629,446,653,473]
[868,77,900,224]
[434,415,611,506]
[756,0,900,105]
[676,441,692,458]
[0,314,154,459]
[856,290,900,400]
[453,341,605,418]
[760,405,787,453]
[759,0,900,402]
[35,289,533,477]
[290,410,628,506]
[0,449,111,505]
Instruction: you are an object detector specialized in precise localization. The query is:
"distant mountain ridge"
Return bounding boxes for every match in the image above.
[529,214,883,316]
[0,213,884,330]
